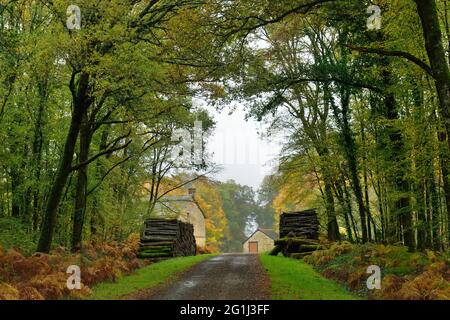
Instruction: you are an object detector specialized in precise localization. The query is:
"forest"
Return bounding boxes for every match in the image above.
[0,0,449,301]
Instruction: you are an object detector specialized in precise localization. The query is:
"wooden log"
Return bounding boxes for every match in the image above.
[138,252,172,258]
[274,238,319,246]
[139,218,196,259]
[298,244,320,252]
[139,246,171,251]
[139,241,173,246]
[141,236,176,242]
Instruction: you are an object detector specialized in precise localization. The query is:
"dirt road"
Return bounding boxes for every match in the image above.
[146,254,270,300]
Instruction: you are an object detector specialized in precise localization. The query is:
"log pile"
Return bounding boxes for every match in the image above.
[138,219,196,259]
[270,237,320,258]
[270,209,320,258]
[279,209,319,239]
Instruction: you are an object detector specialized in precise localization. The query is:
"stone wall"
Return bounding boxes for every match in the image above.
[177,202,206,248]
[243,231,274,253]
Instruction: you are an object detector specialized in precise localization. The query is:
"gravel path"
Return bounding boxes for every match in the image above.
[146,253,270,300]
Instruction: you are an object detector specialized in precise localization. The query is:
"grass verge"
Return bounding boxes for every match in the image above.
[259,254,360,300]
[90,254,216,300]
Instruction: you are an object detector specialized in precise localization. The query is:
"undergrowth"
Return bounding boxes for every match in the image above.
[0,218,37,255]
[0,234,145,300]
[303,242,450,300]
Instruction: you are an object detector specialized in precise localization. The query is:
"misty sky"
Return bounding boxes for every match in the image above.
[195,99,281,190]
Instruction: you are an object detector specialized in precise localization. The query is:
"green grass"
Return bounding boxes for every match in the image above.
[259,254,360,300]
[90,254,216,300]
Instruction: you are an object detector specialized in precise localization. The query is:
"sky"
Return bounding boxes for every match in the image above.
[194,99,281,190]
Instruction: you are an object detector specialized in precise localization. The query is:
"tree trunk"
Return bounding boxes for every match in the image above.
[90,128,109,239]
[361,124,375,241]
[37,72,90,253]
[333,178,354,242]
[439,149,450,248]
[415,0,450,248]
[324,178,340,241]
[71,110,92,252]
[382,69,414,251]
[427,170,441,250]
[416,179,427,251]
[334,90,368,243]
[316,146,340,241]
[10,168,21,218]
[32,83,46,230]
[415,0,450,152]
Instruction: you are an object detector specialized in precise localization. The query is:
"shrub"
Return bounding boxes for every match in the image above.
[0,233,144,300]
[303,243,450,300]
[0,283,19,300]
[0,218,37,255]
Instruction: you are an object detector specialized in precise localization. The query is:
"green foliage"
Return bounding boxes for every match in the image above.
[217,180,263,251]
[0,0,449,301]
[304,243,450,299]
[0,218,37,255]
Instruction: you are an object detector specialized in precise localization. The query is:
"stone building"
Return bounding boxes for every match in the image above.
[152,188,206,248]
[242,228,278,253]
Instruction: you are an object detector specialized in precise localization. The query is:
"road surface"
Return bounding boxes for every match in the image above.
[145,253,270,300]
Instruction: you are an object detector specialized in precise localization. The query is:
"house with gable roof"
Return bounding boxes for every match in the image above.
[152,187,206,248]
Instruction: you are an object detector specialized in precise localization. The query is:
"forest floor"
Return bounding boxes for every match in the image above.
[303,242,450,300]
[90,254,215,300]
[260,254,359,300]
[92,253,357,300]
[5,237,446,300]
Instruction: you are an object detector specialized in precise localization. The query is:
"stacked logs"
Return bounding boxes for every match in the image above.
[279,209,319,239]
[270,209,320,259]
[138,219,196,259]
[270,237,320,259]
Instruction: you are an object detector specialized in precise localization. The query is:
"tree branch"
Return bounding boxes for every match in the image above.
[346,44,434,78]
[70,132,132,171]
[87,156,132,195]
[155,170,214,202]
[280,76,383,94]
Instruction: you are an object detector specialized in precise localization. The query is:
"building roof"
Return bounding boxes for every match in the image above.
[242,228,278,244]
[155,194,206,218]
[258,229,279,240]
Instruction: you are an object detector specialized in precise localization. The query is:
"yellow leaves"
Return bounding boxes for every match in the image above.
[398,271,450,300]
[0,283,20,300]
[372,271,450,300]
[18,287,45,300]
[68,285,92,300]
[370,274,405,300]
[201,83,226,99]
[303,243,450,300]
[426,261,447,273]
[305,241,354,266]
[426,250,438,262]
[25,273,68,300]
[347,267,368,290]
[272,171,320,224]
[191,179,229,252]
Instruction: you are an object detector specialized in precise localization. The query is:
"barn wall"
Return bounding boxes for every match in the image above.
[192,213,206,248]
[177,202,206,248]
[242,231,274,253]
